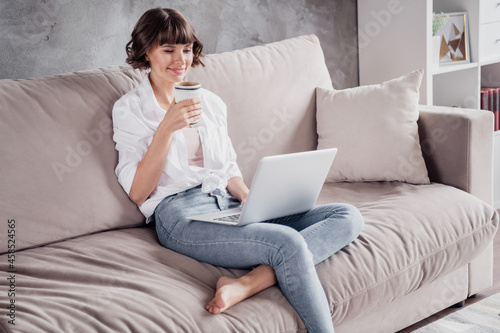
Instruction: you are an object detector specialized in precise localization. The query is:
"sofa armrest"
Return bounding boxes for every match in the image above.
[417,105,494,205]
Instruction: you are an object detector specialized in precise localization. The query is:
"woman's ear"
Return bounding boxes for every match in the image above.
[145,54,150,61]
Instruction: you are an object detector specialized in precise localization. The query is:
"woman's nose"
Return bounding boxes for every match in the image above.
[173,50,186,64]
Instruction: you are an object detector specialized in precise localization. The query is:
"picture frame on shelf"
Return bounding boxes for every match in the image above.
[434,11,470,65]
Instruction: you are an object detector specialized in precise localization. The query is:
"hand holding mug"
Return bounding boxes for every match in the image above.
[174,82,202,125]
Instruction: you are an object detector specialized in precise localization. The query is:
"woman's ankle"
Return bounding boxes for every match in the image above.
[240,265,277,296]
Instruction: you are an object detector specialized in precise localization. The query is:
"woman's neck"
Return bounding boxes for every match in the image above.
[149,72,175,108]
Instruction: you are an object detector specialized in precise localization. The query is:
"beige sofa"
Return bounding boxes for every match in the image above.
[0,35,498,333]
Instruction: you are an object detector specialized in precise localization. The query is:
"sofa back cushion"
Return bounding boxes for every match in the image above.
[0,66,146,252]
[186,34,333,183]
[0,35,331,252]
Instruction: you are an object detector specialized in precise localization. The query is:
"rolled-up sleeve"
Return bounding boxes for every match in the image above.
[225,137,243,180]
[112,96,151,195]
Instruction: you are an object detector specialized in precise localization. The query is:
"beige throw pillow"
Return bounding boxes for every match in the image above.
[317,69,430,184]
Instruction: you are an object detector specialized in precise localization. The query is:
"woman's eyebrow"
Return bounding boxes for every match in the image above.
[159,43,193,48]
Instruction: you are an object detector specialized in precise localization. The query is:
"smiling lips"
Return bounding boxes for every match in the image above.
[168,67,185,75]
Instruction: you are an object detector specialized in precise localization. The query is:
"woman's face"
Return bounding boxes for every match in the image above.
[146,42,193,87]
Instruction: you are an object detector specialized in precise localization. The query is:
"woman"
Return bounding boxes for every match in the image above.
[113,8,364,333]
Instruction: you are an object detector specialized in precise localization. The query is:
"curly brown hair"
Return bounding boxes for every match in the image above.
[125,8,204,70]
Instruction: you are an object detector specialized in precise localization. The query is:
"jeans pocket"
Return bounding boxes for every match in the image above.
[155,218,179,248]
[155,194,180,236]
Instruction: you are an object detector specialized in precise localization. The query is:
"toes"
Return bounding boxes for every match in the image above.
[205,299,221,314]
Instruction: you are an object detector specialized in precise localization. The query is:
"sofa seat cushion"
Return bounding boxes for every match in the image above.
[316,182,499,324]
[0,227,305,333]
[0,183,497,332]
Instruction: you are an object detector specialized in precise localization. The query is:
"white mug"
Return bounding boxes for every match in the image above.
[174,81,201,125]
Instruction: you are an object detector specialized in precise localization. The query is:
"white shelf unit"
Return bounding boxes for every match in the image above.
[358,0,500,208]
[495,131,500,208]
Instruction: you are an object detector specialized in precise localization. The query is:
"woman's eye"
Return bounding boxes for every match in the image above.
[184,49,192,53]
[163,50,173,53]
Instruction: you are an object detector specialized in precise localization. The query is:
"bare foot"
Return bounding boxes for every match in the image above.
[205,266,277,315]
[205,276,251,314]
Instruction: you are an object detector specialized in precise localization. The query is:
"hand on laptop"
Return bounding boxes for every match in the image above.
[227,177,249,207]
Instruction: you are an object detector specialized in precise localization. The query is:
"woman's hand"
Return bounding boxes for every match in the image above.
[227,177,249,207]
[159,97,203,133]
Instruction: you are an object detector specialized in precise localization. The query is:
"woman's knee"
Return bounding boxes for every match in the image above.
[321,203,364,239]
[270,227,314,265]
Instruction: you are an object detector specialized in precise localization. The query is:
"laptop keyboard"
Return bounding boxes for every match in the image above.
[214,214,241,223]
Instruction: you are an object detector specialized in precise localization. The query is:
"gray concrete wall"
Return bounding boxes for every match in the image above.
[0,0,358,89]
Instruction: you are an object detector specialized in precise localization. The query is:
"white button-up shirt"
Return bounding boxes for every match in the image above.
[112,75,242,221]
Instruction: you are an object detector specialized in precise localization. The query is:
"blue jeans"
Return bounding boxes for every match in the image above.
[154,186,364,333]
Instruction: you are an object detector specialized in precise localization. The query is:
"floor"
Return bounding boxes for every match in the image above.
[398,213,500,332]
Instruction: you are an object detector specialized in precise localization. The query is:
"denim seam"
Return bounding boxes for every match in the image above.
[155,216,170,239]
[168,232,282,252]
[280,249,314,331]
[155,211,181,237]
[302,209,344,241]
[280,207,342,226]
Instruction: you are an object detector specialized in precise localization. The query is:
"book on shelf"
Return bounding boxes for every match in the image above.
[481,87,500,131]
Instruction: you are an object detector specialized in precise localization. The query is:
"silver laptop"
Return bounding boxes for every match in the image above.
[187,148,337,226]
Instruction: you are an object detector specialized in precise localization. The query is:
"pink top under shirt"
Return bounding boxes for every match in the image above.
[182,127,204,167]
